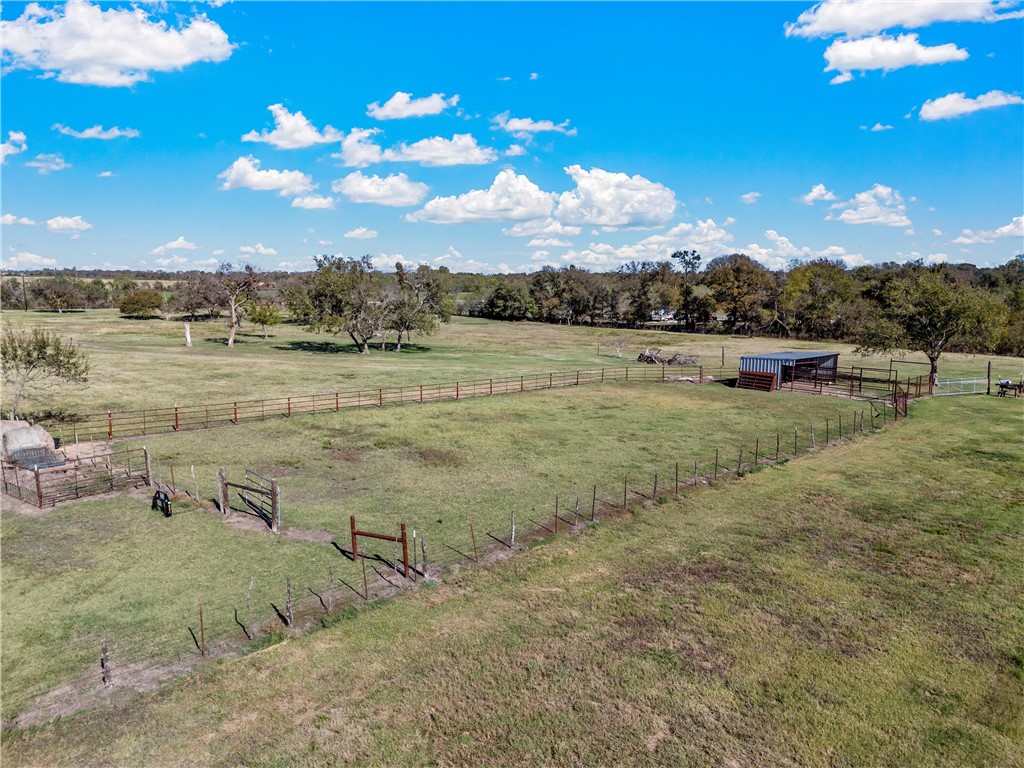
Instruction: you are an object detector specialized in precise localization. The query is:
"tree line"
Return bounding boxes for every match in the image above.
[3,253,1022,368]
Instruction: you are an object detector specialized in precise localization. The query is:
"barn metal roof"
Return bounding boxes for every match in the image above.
[740,352,840,362]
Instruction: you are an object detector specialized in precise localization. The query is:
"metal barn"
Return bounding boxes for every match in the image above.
[739,352,840,391]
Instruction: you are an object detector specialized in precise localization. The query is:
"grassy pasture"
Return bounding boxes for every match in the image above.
[2,395,1021,767]
[1,309,1022,762]
[1,309,1019,418]
[2,380,858,722]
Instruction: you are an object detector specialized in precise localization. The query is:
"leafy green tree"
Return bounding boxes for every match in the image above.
[83,279,111,308]
[484,283,535,321]
[32,278,85,313]
[246,299,282,339]
[1,328,90,419]
[702,253,774,332]
[119,288,164,318]
[170,272,222,320]
[384,264,455,350]
[307,255,386,353]
[857,267,1008,380]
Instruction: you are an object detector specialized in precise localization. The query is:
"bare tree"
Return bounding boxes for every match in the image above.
[215,264,260,347]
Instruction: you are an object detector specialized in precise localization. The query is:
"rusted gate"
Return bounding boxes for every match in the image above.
[350,515,409,579]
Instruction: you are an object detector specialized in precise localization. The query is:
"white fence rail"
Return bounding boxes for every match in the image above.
[934,377,988,396]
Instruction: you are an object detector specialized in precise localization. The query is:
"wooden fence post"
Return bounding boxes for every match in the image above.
[144,447,152,487]
[714,449,719,482]
[101,637,111,688]
[591,485,597,520]
[286,579,293,626]
[511,511,516,547]
[754,438,759,467]
[470,517,478,560]
[217,468,229,514]
[107,411,113,440]
[400,522,409,578]
[199,603,206,656]
[33,467,44,508]
[420,532,428,571]
[174,405,179,431]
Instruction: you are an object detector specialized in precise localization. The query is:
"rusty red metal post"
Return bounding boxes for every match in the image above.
[400,522,409,578]
[350,514,359,561]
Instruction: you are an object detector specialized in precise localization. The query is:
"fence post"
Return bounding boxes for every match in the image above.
[107,411,113,440]
[286,579,293,626]
[714,449,719,482]
[271,480,281,533]
[653,473,658,499]
[674,462,679,494]
[336,392,340,412]
[420,532,428,571]
[794,428,798,454]
[754,438,759,467]
[379,388,384,407]
[350,514,359,561]
[174,405,179,431]
[199,603,206,656]
[470,517,479,560]
[34,466,44,508]
[625,366,629,382]
[554,496,559,533]
[986,360,991,396]
[233,402,238,424]
[511,510,517,547]
[738,445,743,474]
[623,475,628,509]
[775,433,780,460]
[839,415,842,440]
[592,485,597,520]
[217,467,228,514]
[144,447,152,487]
[661,365,666,382]
[400,522,409,578]
[456,383,460,400]
[699,365,703,384]
[601,368,605,383]
[825,418,830,445]
[549,372,553,388]
[101,637,111,688]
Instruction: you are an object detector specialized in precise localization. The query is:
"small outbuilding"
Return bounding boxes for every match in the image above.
[739,351,840,391]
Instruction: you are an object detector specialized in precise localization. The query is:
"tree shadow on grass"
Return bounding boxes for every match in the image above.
[204,337,254,346]
[273,339,436,355]
[274,340,356,354]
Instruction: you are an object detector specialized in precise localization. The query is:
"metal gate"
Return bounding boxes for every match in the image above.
[933,377,988,396]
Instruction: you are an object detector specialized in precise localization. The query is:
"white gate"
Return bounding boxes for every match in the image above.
[933,377,987,396]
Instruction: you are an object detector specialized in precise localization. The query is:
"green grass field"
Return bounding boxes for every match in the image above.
[2,309,1020,418]
[2,395,1021,767]
[2,310,1022,765]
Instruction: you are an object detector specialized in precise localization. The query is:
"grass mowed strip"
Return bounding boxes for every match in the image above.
[1,382,854,721]
[3,395,1021,767]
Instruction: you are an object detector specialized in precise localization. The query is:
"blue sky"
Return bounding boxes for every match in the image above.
[2,0,1022,275]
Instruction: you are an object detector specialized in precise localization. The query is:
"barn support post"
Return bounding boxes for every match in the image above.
[144,447,152,487]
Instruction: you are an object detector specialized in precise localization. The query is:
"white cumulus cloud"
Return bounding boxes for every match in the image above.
[25,154,70,174]
[151,236,198,255]
[333,171,429,207]
[1,131,28,163]
[824,33,968,82]
[801,183,837,204]
[527,238,573,247]
[46,215,92,237]
[1,251,58,269]
[492,111,576,140]
[333,128,384,168]
[241,104,342,149]
[345,227,379,240]
[52,123,139,139]
[828,184,911,227]
[291,195,336,210]
[741,191,762,204]
[502,218,582,237]
[1,213,36,226]
[554,165,676,230]
[785,0,1023,39]
[239,243,277,257]
[218,155,314,197]
[919,90,1024,120]
[383,134,497,167]
[407,169,554,224]
[366,91,459,120]
[952,215,1023,244]
[0,0,233,87]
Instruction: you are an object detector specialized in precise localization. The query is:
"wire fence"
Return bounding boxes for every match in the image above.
[0,446,149,507]
[9,401,905,725]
